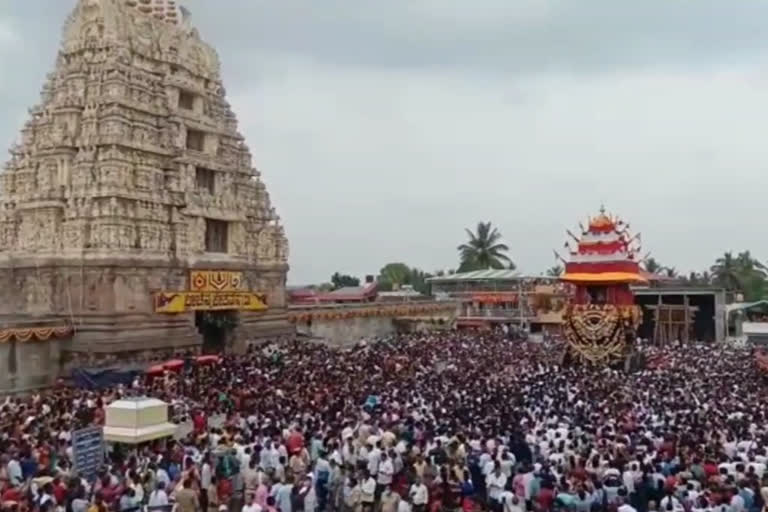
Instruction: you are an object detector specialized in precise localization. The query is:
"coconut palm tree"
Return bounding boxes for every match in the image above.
[686,271,711,286]
[662,267,678,278]
[546,265,563,277]
[735,251,767,300]
[737,251,767,276]
[711,251,743,291]
[643,257,663,275]
[457,221,512,272]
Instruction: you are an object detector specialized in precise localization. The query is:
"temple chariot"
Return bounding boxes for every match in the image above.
[559,207,646,366]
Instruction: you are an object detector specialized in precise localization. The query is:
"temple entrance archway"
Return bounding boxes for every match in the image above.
[195,311,239,354]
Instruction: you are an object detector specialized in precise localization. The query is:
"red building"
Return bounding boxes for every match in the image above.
[289,282,378,305]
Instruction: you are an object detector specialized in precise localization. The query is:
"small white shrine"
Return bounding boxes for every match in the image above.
[104,397,177,444]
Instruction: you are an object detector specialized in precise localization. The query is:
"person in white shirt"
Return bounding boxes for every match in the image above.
[486,463,508,505]
[730,491,746,512]
[342,438,356,467]
[500,488,524,512]
[499,450,515,477]
[6,455,22,486]
[660,493,684,512]
[155,466,171,489]
[361,473,377,512]
[623,463,640,494]
[147,482,169,511]
[409,477,429,512]
[242,493,263,512]
[748,461,766,479]
[617,499,638,512]
[201,455,213,490]
[367,444,381,477]
[377,452,395,487]
[260,441,276,471]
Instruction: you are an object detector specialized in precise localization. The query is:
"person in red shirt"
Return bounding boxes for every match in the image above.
[52,477,67,505]
[287,429,304,456]
[537,481,556,512]
[1,483,22,504]
[703,460,719,479]
[193,409,207,435]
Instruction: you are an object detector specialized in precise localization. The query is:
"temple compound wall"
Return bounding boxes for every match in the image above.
[290,303,458,348]
[0,0,292,392]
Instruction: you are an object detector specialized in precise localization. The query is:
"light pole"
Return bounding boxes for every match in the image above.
[519,279,525,332]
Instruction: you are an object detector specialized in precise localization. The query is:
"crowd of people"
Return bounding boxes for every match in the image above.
[1,332,767,512]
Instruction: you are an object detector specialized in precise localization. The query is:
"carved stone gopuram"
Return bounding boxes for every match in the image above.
[0,0,292,390]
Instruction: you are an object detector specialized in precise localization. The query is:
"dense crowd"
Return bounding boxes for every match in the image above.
[1,332,768,512]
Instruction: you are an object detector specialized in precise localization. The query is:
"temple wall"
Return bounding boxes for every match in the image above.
[0,258,290,391]
[297,316,396,348]
[290,303,458,348]
[0,339,61,393]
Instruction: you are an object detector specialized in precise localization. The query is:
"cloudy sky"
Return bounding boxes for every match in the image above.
[2,1,768,284]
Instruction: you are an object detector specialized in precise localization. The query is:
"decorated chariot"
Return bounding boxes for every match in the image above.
[559,207,646,365]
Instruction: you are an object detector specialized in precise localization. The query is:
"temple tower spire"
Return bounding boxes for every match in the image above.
[0,0,292,389]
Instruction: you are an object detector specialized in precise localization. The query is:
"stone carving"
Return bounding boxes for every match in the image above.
[0,0,292,371]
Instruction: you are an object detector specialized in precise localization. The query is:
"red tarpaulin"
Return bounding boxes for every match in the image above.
[756,352,768,373]
[196,355,222,365]
[163,359,184,371]
[146,364,165,376]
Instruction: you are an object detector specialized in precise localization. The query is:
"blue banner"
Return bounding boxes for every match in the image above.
[72,426,104,481]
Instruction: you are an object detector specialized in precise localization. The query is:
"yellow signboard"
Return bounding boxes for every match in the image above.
[154,291,267,313]
[189,271,243,292]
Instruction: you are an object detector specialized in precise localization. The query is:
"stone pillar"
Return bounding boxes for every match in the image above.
[714,289,726,342]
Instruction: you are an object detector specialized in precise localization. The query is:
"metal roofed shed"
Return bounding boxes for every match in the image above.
[426,269,522,282]
[725,300,768,318]
[103,397,177,444]
[726,301,768,345]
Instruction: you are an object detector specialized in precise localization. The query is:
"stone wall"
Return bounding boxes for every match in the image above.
[0,258,292,392]
[0,339,62,392]
[289,302,459,348]
[297,316,396,348]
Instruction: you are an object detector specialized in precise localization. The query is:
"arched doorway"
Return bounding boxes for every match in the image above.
[195,310,239,354]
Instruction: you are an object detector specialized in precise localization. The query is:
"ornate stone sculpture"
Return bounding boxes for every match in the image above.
[0,0,288,261]
[0,0,291,371]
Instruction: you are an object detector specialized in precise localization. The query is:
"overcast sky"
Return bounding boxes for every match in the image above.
[2,1,768,284]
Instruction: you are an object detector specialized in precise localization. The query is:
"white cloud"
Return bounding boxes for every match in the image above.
[0,17,19,47]
[3,1,768,284]
[228,55,768,283]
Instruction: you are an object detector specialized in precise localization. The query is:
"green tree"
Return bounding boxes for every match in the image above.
[643,257,663,274]
[546,265,563,277]
[737,251,767,275]
[330,272,360,290]
[377,263,412,291]
[662,267,678,278]
[711,252,743,291]
[736,251,767,301]
[684,271,712,287]
[409,268,433,295]
[377,263,433,294]
[457,221,512,272]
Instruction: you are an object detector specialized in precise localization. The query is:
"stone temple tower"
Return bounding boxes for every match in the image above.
[0,0,291,389]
